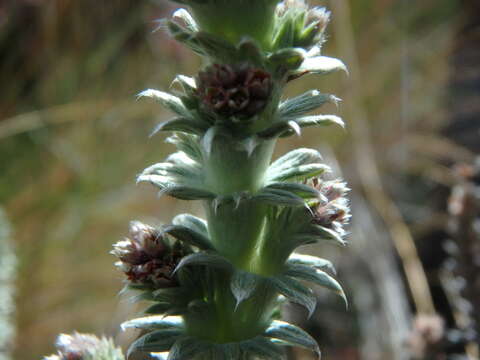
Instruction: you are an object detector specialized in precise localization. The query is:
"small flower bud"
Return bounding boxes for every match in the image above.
[112,222,187,288]
[310,179,351,237]
[274,0,330,49]
[196,64,272,120]
[301,7,330,47]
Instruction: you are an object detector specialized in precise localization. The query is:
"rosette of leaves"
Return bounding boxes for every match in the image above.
[119,0,351,359]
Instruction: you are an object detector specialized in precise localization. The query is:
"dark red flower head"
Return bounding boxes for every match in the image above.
[197,64,272,119]
[112,222,186,288]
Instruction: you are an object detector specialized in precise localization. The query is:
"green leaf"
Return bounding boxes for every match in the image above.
[240,336,285,360]
[172,214,209,239]
[271,18,296,49]
[144,302,173,315]
[295,114,345,129]
[268,48,305,72]
[172,8,198,33]
[268,148,322,172]
[284,263,347,307]
[287,253,336,274]
[265,183,318,199]
[174,252,233,273]
[294,55,348,76]
[168,337,210,360]
[137,89,191,118]
[237,38,264,66]
[141,161,200,180]
[166,133,203,164]
[194,32,238,62]
[279,90,339,119]
[270,275,316,317]
[160,185,216,200]
[252,188,306,206]
[121,316,184,331]
[150,117,207,136]
[127,329,183,358]
[267,163,330,183]
[167,21,204,56]
[302,224,347,246]
[221,343,241,359]
[172,74,197,95]
[152,288,188,304]
[230,270,260,307]
[201,126,221,157]
[265,320,320,356]
[163,225,214,250]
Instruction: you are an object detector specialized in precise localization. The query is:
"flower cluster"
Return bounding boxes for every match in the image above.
[197,63,272,119]
[44,333,123,360]
[112,221,187,288]
[311,178,351,237]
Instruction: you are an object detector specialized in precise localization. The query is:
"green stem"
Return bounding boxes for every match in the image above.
[189,1,277,49]
[185,138,280,344]
[203,138,275,268]
[185,272,278,343]
[203,138,275,195]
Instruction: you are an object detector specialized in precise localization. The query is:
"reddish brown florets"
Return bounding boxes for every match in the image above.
[310,178,350,237]
[112,222,186,288]
[196,64,272,119]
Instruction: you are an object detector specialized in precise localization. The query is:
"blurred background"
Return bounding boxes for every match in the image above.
[1,0,479,359]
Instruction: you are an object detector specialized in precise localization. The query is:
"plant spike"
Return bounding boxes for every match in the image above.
[118,0,351,359]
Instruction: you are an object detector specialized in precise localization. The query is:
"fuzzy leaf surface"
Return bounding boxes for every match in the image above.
[174,252,233,273]
[270,275,316,317]
[279,90,339,119]
[287,253,336,274]
[240,336,285,360]
[172,214,209,239]
[265,320,320,356]
[252,188,306,206]
[121,316,184,331]
[294,56,348,76]
[150,117,207,136]
[163,225,213,250]
[284,263,347,307]
[230,270,261,307]
[168,337,210,360]
[127,329,183,358]
[138,89,191,118]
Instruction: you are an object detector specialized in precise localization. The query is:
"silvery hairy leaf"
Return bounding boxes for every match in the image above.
[284,263,347,307]
[264,320,320,357]
[230,270,261,307]
[127,330,183,358]
[174,252,233,273]
[279,90,339,119]
[163,225,214,250]
[270,275,316,317]
[172,214,209,239]
[293,55,348,76]
[287,253,336,274]
[138,89,191,118]
[122,316,184,331]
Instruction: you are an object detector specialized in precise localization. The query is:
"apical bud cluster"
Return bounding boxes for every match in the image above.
[197,64,272,119]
